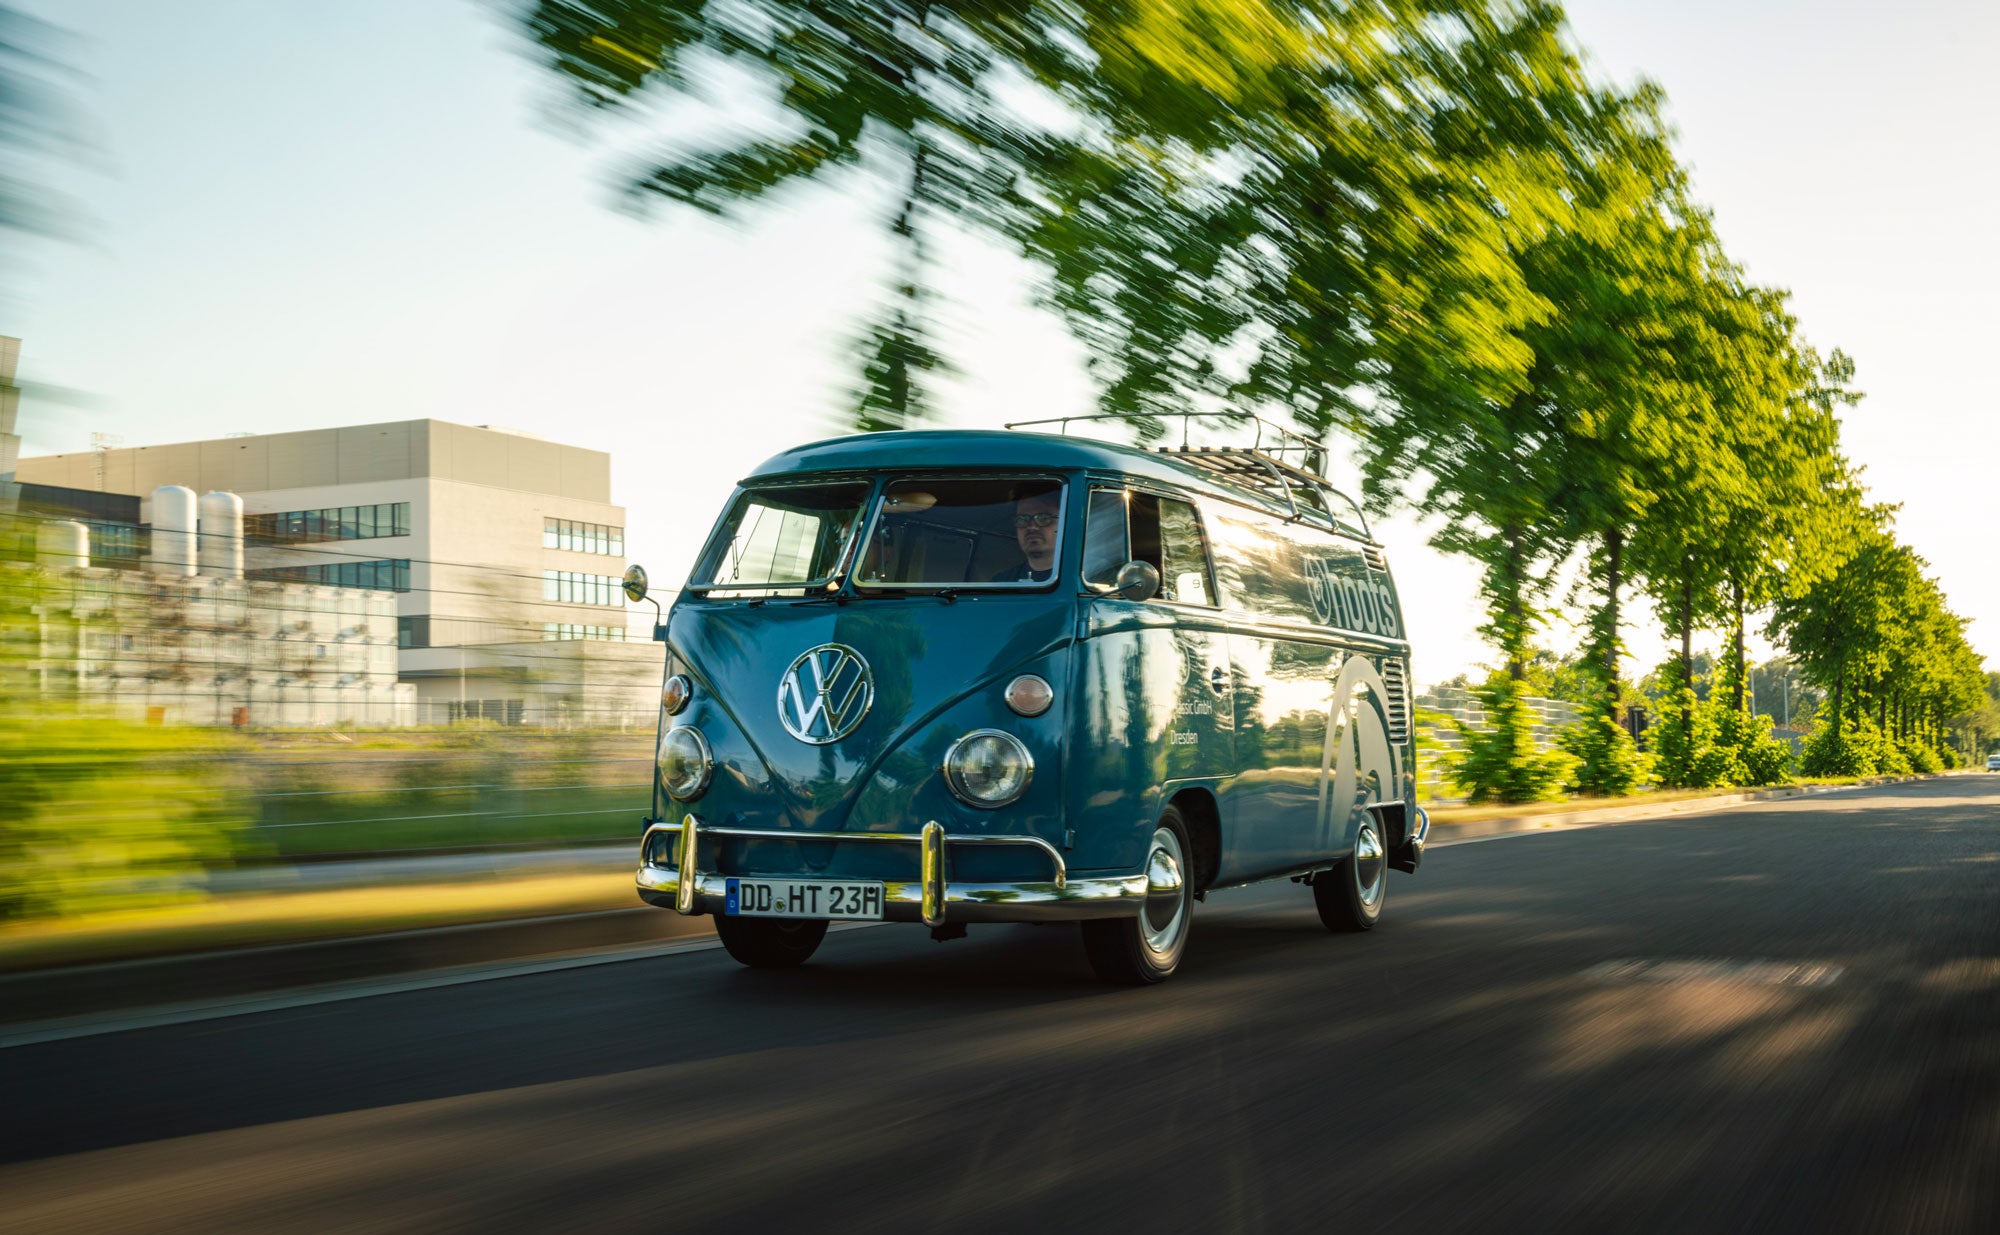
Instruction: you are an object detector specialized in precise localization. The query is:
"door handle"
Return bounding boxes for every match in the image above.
[1209,665,1230,693]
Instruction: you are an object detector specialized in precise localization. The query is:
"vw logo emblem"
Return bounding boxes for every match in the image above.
[776,643,874,745]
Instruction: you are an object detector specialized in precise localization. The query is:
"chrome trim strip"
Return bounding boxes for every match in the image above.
[921,821,946,927]
[637,819,1068,888]
[637,866,1147,924]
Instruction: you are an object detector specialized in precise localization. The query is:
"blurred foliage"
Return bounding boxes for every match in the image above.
[0,3,82,244]
[1446,676,1572,805]
[0,714,246,921]
[0,564,250,920]
[1559,712,1648,798]
[507,0,1986,789]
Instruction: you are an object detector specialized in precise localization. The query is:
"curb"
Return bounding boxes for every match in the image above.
[1424,771,1959,843]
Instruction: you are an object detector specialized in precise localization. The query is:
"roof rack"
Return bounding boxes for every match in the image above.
[1003,411,1371,539]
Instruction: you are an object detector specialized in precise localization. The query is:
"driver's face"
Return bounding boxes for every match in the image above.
[1014,492,1059,568]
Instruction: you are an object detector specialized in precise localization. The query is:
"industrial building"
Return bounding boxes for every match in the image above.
[13,417,659,728]
[6,486,414,726]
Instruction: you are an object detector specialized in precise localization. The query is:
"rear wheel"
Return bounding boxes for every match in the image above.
[715,915,829,968]
[1081,807,1193,985]
[1315,813,1387,932]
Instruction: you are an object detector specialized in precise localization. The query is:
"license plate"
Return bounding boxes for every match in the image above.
[724,877,885,920]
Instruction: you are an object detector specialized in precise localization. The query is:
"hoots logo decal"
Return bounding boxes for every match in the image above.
[777,643,874,745]
[1303,555,1400,638]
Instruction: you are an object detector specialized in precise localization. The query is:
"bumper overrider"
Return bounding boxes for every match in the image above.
[636,817,1158,926]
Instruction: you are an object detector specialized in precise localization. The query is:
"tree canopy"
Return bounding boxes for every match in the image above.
[507,0,1987,791]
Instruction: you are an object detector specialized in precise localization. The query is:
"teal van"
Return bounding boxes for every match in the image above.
[629,418,1427,984]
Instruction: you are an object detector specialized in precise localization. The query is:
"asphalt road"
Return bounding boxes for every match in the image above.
[3,777,1997,1234]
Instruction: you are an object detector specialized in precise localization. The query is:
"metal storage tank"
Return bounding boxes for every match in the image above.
[149,484,198,577]
[198,490,244,579]
[36,519,90,568]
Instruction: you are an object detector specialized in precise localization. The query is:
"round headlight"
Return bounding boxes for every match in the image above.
[662,674,691,715]
[943,729,1033,808]
[659,726,713,800]
[1003,674,1053,717]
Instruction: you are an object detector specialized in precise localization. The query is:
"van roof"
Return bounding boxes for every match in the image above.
[747,430,1372,540]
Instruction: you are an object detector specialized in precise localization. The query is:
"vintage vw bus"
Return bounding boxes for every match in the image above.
[631,419,1427,983]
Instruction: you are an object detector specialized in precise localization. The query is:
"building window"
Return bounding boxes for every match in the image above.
[248,502,410,545]
[396,615,430,648]
[543,569,622,607]
[250,558,411,592]
[543,517,624,555]
[542,623,627,641]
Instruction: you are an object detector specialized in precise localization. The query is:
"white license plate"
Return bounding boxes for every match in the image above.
[724,877,885,920]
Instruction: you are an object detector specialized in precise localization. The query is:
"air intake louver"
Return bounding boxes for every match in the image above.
[1363,545,1389,573]
[1379,657,1411,744]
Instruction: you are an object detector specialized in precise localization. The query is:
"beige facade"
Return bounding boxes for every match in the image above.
[14,419,611,501]
[17,419,651,726]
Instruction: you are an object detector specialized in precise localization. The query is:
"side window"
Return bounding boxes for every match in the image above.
[1149,496,1216,606]
[1082,488,1130,588]
[1095,491,1214,606]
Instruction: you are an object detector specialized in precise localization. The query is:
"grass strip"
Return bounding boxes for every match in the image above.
[1422,774,1904,826]
[0,871,648,973]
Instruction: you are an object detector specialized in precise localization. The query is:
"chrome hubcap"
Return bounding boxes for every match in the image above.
[1142,827,1188,955]
[1354,820,1385,909]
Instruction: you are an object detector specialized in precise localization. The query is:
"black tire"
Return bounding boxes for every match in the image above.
[715,915,829,968]
[1315,812,1388,933]
[1081,806,1194,985]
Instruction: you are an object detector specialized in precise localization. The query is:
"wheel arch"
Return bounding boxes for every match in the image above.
[1168,786,1222,894]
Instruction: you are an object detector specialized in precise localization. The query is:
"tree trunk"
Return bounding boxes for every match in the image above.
[1832,670,1844,741]
[1602,528,1623,723]
[1679,568,1693,729]
[1504,523,1526,682]
[1730,574,1746,713]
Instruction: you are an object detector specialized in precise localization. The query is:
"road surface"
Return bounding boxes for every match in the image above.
[3,777,1996,1233]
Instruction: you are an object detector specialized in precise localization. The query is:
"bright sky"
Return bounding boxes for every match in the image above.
[8,0,1995,684]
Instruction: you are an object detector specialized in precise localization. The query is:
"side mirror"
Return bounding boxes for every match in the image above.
[622,564,650,604]
[1111,560,1161,602]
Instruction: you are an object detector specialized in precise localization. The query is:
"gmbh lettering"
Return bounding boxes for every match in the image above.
[1303,556,1399,637]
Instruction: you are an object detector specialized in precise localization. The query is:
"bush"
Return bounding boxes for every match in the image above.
[0,715,247,921]
[1559,712,1651,796]
[1716,708,1794,786]
[1799,714,1892,778]
[1904,741,1943,774]
[1449,677,1576,805]
[1651,689,1743,788]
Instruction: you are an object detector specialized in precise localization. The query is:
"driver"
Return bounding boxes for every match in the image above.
[991,489,1060,583]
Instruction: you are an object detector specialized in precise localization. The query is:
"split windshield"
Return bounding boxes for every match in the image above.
[856,478,1064,591]
[694,481,868,597]
[690,476,1066,597]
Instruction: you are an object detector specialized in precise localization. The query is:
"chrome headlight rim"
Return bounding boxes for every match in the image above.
[659,725,713,801]
[662,673,692,715]
[941,728,1034,809]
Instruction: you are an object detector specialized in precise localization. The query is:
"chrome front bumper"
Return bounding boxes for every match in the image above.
[636,817,1147,925]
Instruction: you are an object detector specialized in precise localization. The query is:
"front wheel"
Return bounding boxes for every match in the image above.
[715,915,829,968]
[1081,808,1193,985]
[1314,813,1388,932]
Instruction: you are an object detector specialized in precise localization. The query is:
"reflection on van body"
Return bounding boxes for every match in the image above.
[634,427,1427,984]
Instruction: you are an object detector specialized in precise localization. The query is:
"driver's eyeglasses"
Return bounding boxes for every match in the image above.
[1013,513,1059,529]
